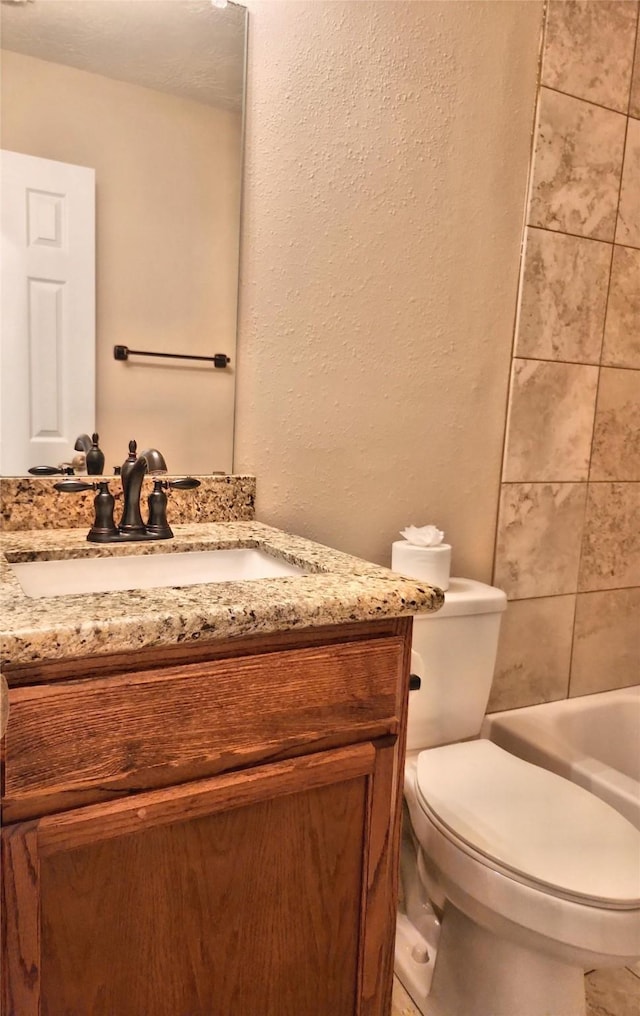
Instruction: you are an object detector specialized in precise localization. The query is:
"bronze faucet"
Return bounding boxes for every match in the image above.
[119,442,168,537]
[54,440,200,544]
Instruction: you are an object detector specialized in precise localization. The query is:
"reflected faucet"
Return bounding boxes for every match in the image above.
[28,433,93,475]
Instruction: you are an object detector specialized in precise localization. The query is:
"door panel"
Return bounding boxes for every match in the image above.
[3,745,377,1016]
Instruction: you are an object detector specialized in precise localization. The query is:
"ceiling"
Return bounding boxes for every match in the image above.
[0,0,246,112]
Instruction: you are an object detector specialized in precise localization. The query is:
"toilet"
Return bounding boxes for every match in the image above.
[395,577,640,1016]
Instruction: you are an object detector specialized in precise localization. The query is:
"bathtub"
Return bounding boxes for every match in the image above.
[481,686,640,829]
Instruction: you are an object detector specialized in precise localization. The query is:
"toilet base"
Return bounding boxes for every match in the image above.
[426,902,586,1016]
[395,911,438,1013]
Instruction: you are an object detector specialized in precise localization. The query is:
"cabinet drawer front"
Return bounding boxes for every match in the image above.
[4,637,404,806]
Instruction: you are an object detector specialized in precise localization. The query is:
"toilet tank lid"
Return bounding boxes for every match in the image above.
[427,578,507,618]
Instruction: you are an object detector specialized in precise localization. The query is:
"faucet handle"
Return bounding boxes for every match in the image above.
[167,477,201,491]
[121,439,138,482]
[53,479,95,493]
[88,481,118,542]
[54,480,118,542]
[145,477,200,539]
[29,465,74,476]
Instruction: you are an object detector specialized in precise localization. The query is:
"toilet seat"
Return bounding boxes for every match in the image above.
[415,740,640,910]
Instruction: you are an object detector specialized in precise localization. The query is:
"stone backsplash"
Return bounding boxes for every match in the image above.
[0,474,256,532]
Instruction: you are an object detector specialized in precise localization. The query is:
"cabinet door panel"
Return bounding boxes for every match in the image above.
[3,745,376,1016]
[1,824,41,1015]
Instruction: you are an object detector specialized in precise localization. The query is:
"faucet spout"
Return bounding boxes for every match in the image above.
[74,433,92,454]
[119,441,168,536]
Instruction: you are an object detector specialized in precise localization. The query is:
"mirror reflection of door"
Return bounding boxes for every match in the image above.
[0,1,246,476]
[1,150,95,476]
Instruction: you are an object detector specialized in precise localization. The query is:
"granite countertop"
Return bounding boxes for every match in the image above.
[0,522,443,667]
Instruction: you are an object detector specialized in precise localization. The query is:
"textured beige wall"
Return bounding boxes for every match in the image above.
[2,49,241,475]
[235,0,542,575]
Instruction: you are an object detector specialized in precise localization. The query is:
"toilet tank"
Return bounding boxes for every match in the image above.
[407,578,507,752]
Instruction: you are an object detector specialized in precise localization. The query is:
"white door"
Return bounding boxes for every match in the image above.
[1,150,95,475]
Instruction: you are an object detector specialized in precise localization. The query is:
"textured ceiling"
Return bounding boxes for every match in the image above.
[0,0,246,111]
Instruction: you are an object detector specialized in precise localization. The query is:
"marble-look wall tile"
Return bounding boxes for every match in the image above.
[602,245,640,367]
[631,24,640,118]
[487,595,574,712]
[590,368,640,480]
[579,482,640,590]
[503,360,598,482]
[516,228,610,363]
[528,88,626,241]
[542,1,638,113]
[494,483,587,599]
[570,587,640,695]
[616,116,640,247]
[491,2,640,718]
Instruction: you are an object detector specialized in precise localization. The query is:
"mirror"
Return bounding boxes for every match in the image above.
[0,0,247,476]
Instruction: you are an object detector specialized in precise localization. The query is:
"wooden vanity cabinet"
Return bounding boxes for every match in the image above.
[2,618,412,1016]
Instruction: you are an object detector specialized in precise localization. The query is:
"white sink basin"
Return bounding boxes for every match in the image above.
[11,548,306,599]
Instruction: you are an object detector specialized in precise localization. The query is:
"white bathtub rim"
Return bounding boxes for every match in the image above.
[481,686,640,831]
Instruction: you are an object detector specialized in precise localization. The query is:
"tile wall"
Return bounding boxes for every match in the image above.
[489,1,640,711]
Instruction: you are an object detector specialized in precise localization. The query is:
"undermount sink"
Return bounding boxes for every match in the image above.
[11,548,306,599]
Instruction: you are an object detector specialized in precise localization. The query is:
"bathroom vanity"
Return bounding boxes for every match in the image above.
[0,481,442,1016]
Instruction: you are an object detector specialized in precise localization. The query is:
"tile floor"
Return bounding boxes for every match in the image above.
[391,964,640,1016]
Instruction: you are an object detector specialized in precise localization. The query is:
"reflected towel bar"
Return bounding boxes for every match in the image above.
[113,345,230,368]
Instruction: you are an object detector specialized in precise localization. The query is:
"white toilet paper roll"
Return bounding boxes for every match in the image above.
[391,540,451,590]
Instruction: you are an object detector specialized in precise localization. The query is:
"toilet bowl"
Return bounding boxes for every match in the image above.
[394,578,640,1016]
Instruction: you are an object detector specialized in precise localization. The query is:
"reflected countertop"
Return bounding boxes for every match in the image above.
[0,522,443,667]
